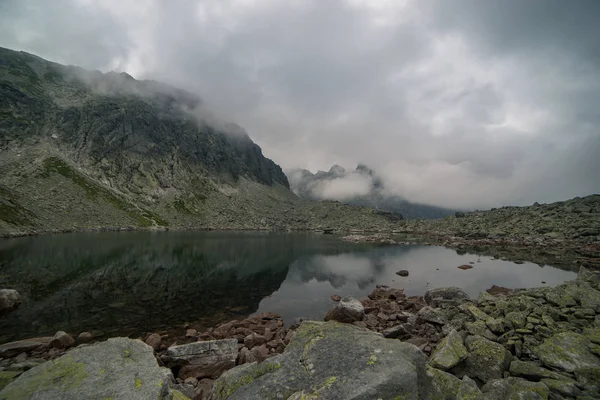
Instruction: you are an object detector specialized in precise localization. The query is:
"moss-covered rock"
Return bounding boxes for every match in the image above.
[465,320,497,341]
[505,311,529,330]
[212,321,432,400]
[464,335,512,383]
[508,360,565,381]
[427,366,462,400]
[481,377,549,400]
[0,371,21,391]
[574,366,600,393]
[0,338,175,400]
[534,332,600,373]
[429,329,468,371]
[540,378,581,397]
[457,376,484,400]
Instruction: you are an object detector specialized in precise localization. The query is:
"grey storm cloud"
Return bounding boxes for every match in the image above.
[1,0,599,209]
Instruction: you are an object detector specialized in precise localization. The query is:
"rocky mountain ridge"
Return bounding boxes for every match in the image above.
[0,47,401,236]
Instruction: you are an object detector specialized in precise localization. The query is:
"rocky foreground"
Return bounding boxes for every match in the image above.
[1,267,599,399]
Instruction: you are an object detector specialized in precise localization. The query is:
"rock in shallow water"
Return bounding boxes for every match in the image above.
[424,287,470,308]
[212,321,432,400]
[323,296,364,323]
[0,337,177,400]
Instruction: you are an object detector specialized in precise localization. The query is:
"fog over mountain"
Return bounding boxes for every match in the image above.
[287,164,456,219]
[1,0,599,209]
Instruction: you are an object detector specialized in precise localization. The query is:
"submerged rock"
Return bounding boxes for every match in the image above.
[212,321,432,400]
[323,296,364,323]
[0,337,177,400]
[424,287,470,307]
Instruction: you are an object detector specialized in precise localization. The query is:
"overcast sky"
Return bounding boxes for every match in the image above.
[1,0,599,209]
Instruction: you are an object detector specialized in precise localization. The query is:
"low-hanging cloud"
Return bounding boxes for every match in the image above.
[1,0,599,209]
[313,173,373,201]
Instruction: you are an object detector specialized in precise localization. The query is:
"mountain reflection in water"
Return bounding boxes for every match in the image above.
[0,231,576,343]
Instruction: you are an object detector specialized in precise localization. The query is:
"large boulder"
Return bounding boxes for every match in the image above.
[482,377,549,400]
[161,338,238,380]
[424,287,470,308]
[508,360,565,381]
[463,335,512,383]
[0,289,21,315]
[211,321,432,400]
[323,297,364,323]
[0,337,181,400]
[429,329,467,371]
[534,331,600,373]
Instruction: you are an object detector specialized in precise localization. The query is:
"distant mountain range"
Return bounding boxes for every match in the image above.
[286,164,456,219]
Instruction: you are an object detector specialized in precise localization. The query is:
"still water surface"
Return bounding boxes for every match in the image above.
[0,231,576,342]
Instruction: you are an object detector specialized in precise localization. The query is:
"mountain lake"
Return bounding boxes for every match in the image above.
[0,231,577,343]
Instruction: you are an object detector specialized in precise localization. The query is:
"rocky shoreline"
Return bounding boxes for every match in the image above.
[1,266,599,399]
[343,233,600,271]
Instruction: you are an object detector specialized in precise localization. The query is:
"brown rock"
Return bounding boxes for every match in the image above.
[487,285,513,296]
[163,339,238,380]
[405,337,429,347]
[331,294,342,302]
[237,347,251,365]
[0,338,51,358]
[458,264,473,270]
[250,344,269,363]
[352,321,368,329]
[266,339,286,353]
[284,330,296,345]
[396,270,409,277]
[76,332,93,345]
[184,377,199,387]
[186,329,198,339]
[244,333,267,349]
[213,321,236,338]
[50,331,75,349]
[197,379,214,399]
[264,328,274,342]
[48,347,62,359]
[377,312,389,322]
[258,312,280,320]
[364,313,379,328]
[0,289,22,315]
[145,333,162,351]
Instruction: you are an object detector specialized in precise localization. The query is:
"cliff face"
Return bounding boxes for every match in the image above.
[0,47,401,235]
